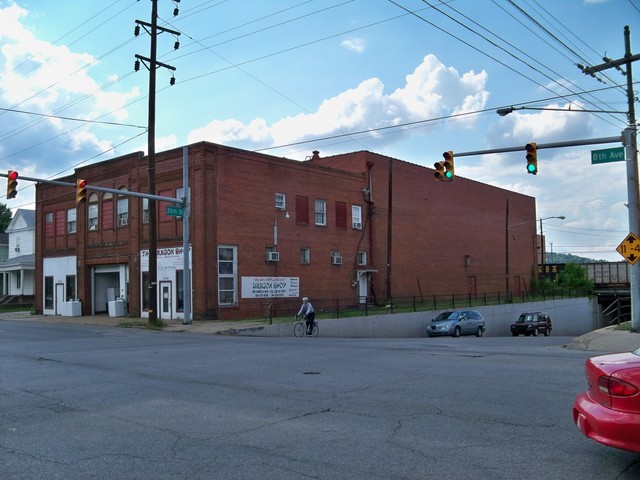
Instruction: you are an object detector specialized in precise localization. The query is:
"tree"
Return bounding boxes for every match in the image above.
[0,204,12,233]
[556,263,594,291]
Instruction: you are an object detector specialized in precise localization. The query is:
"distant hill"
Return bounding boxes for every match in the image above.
[546,253,608,264]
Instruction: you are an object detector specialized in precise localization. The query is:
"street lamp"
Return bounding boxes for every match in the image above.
[539,216,566,273]
[496,106,626,116]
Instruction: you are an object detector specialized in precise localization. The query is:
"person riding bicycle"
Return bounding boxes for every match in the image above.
[296,296,315,335]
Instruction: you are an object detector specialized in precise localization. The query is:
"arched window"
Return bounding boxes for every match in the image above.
[88,193,99,231]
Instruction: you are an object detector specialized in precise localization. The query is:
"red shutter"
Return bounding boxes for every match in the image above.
[296,196,309,225]
[56,210,65,236]
[102,199,113,230]
[335,202,347,229]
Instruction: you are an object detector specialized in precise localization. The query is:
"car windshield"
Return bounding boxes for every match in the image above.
[634,348,640,356]
[434,311,458,321]
[517,314,535,323]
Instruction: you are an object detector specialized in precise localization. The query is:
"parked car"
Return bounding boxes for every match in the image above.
[427,310,485,338]
[510,312,552,336]
[573,348,640,452]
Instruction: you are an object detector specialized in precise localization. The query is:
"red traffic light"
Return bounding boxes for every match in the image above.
[76,178,88,205]
[6,170,18,199]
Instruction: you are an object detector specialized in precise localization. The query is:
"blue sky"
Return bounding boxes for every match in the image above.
[0,0,638,261]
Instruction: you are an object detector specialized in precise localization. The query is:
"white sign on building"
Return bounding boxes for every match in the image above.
[241,276,299,298]
[140,247,192,271]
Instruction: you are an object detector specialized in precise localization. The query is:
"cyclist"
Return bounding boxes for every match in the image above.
[296,296,315,335]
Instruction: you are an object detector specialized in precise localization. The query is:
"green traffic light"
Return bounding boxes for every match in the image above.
[527,163,537,174]
[445,170,453,179]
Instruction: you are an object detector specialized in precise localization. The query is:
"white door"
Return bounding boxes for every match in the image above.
[55,283,64,315]
[160,282,172,320]
[358,273,368,304]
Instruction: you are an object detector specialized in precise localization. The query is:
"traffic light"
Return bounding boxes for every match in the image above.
[525,142,538,175]
[6,170,18,199]
[443,151,454,180]
[434,160,446,181]
[76,179,87,205]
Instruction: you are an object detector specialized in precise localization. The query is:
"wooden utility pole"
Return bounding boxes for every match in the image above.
[134,1,180,325]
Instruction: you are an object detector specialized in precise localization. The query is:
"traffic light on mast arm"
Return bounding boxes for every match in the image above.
[443,151,454,180]
[76,179,87,205]
[525,142,538,175]
[6,170,18,199]
[434,160,446,181]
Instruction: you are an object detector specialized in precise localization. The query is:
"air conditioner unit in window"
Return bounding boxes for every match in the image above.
[331,254,343,265]
[353,222,362,229]
[266,251,280,262]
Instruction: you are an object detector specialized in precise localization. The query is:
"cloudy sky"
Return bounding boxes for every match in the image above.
[0,0,638,261]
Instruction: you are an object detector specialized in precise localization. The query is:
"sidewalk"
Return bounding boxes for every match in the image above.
[0,311,270,335]
[1,311,639,353]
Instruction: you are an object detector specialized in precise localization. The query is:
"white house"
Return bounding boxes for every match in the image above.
[0,209,35,299]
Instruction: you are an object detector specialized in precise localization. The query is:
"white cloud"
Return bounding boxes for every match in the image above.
[187,54,489,152]
[340,37,366,53]
[0,3,140,170]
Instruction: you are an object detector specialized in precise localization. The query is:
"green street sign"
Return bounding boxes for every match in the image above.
[591,147,625,164]
[166,205,184,216]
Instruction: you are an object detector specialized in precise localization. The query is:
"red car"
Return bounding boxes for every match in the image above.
[573,348,640,452]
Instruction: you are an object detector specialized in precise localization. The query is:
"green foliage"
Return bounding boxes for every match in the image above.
[533,263,594,296]
[0,204,12,233]
[556,263,594,290]
[546,252,606,264]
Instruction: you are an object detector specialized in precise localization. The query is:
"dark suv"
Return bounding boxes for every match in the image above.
[510,312,552,337]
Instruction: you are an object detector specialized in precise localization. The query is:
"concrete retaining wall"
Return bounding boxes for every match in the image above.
[240,297,600,338]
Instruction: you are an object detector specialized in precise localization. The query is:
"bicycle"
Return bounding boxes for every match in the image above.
[293,315,319,337]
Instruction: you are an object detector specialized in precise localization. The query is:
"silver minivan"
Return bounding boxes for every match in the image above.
[427,310,486,338]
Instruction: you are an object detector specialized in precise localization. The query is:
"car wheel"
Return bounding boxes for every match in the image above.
[544,328,550,336]
[532,328,539,337]
[476,326,484,337]
[452,326,461,338]
[524,332,531,337]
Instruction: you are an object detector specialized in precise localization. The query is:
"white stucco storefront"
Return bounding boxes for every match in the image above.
[140,246,192,321]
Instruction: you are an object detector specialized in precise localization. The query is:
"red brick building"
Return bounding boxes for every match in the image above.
[35,141,537,321]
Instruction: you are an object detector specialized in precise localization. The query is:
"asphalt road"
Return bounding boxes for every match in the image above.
[1,320,639,480]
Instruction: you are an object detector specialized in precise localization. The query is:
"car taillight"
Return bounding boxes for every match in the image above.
[598,375,639,397]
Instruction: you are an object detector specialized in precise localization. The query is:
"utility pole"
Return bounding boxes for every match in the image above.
[582,26,640,332]
[134,1,180,325]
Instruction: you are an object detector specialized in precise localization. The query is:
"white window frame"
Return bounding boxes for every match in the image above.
[67,208,77,234]
[300,247,310,264]
[315,199,327,226]
[217,245,237,306]
[88,193,99,231]
[352,204,363,229]
[142,198,149,224]
[358,251,367,266]
[117,196,128,226]
[275,192,286,210]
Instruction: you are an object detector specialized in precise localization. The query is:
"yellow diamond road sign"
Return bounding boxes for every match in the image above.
[616,232,640,265]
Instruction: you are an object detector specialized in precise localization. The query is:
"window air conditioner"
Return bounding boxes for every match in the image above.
[331,254,343,265]
[266,251,280,262]
[353,222,362,229]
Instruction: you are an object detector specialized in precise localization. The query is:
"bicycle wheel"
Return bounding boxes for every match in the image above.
[293,322,305,337]
[311,322,319,337]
